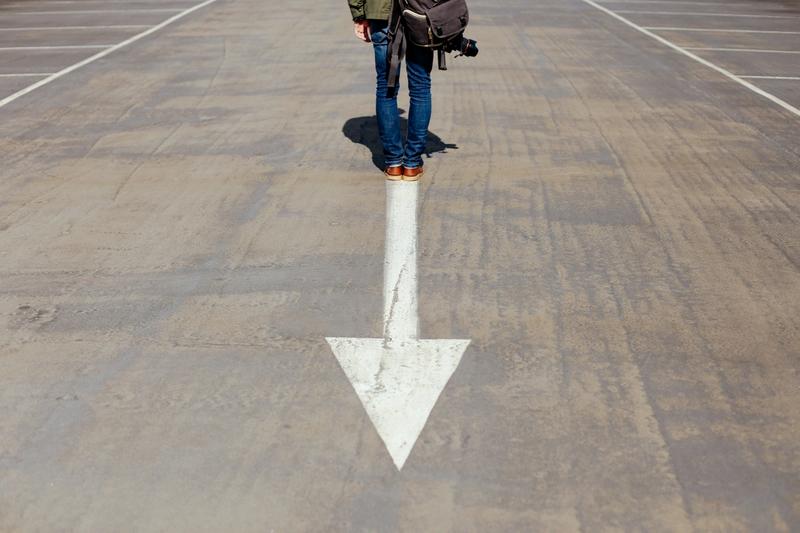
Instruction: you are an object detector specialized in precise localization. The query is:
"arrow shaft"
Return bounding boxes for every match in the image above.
[383,182,419,342]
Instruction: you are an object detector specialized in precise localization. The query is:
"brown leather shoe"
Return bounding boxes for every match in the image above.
[402,166,424,181]
[385,165,403,180]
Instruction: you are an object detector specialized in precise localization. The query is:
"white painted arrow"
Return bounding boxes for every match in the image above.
[327,181,470,470]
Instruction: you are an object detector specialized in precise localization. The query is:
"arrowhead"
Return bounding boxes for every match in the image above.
[325,337,470,470]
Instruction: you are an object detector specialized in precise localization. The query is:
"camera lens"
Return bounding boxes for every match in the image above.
[461,38,479,57]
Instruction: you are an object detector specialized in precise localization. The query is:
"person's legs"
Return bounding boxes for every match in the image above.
[370,20,404,168]
[403,42,433,169]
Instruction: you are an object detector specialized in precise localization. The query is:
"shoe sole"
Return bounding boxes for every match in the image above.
[402,170,423,181]
[385,166,403,181]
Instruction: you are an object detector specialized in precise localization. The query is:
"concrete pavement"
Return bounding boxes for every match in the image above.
[1,0,799,530]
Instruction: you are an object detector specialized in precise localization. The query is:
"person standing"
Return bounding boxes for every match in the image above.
[349,0,433,181]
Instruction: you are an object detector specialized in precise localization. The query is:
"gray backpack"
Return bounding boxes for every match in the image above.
[387,0,472,87]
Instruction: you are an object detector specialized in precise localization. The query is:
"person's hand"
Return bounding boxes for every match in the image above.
[354,20,371,43]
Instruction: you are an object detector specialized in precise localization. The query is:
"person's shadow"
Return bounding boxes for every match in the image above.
[343,109,458,170]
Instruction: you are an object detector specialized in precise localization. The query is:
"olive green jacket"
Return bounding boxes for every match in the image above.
[348,0,392,21]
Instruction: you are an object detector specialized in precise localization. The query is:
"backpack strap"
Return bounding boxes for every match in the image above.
[387,30,406,88]
[437,49,447,71]
[386,0,406,89]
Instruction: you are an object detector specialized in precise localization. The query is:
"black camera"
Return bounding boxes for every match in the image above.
[445,35,479,57]
[437,33,479,71]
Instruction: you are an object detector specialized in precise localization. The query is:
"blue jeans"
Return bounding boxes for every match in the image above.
[370,20,433,169]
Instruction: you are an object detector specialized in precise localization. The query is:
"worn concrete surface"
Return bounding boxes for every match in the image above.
[1,0,799,531]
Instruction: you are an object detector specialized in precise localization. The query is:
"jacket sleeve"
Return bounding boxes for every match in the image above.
[348,0,366,20]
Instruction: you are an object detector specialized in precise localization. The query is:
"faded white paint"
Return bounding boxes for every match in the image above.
[740,75,800,80]
[0,73,53,77]
[326,338,469,470]
[684,47,800,54]
[582,0,800,118]
[12,9,183,14]
[382,181,419,343]
[615,10,800,18]
[0,0,220,110]
[326,181,470,471]
[642,27,800,35]
[0,45,111,50]
[0,26,151,31]
[600,0,768,5]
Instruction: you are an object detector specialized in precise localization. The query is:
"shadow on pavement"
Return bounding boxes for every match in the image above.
[343,110,458,170]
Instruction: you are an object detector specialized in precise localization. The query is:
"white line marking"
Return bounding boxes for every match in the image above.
[582,0,800,117]
[615,10,800,18]
[599,0,766,5]
[740,76,800,81]
[382,180,419,342]
[0,25,150,31]
[685,47,800,54]
[326,182,470,471]
[0,73,54,77]
[4,0,196,3]
[9,9,184,14]
[3,0,196,3]
[644,27,800,34]
[0,45,111,50]
[0,0,220,110]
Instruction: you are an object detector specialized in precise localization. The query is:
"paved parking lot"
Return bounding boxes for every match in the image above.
[0,0,210,100]
[585,0,800,112]
[1,0,799,531]
[2,0,798,112]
